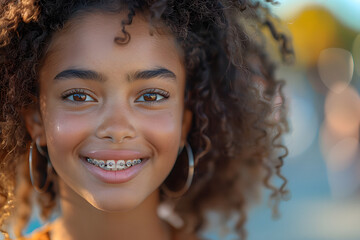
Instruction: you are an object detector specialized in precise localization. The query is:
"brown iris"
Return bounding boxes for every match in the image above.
[143,93,157,101]
[73,93,87,101]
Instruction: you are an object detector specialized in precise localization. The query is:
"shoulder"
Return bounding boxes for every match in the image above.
[16,225,51,240]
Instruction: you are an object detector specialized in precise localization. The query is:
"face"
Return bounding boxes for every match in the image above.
[30,12,190,211]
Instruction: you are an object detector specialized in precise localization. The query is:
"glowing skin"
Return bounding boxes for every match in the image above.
[25,12,194,240]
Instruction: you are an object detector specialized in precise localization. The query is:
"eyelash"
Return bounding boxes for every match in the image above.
[60,88,170,103]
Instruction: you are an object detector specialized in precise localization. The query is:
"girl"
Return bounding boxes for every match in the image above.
[0,0,291,239]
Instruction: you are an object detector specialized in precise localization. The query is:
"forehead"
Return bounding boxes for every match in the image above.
[41,12,184,78]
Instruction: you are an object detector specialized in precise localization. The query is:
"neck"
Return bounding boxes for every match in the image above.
[52,180,172,240]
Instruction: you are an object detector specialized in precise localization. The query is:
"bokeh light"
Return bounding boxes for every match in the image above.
[318,48,354,93]
[320,121,359,156]
[324,85,360,136]
[325,137,358,172]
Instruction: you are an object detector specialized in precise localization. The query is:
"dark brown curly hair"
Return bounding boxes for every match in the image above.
[0,0,292,239]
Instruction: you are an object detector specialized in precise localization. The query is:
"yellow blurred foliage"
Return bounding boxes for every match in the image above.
[287,7,339,66]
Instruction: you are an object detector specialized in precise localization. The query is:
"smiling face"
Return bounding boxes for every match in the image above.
[28,12,190,211]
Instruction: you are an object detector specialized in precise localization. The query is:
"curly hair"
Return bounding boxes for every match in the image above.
[0,0,292,239]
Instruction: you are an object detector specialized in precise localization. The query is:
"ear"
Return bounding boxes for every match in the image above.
[180,108,192,147]
[22,107,47,146]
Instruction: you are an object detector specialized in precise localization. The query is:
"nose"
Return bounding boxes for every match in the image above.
[95,106,136,143]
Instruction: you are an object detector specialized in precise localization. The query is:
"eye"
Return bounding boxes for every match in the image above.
[61,89,96,102]
[135,89,169,102]
[67,93,95,102]
[136,93,164,102]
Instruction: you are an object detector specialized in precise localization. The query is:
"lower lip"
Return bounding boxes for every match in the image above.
[81,158,148,184]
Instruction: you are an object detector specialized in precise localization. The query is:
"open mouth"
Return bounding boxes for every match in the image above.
[85,157,144,171]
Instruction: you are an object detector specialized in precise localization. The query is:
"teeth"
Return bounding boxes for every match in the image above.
[126,160,132,167]
[93,159,99,166]
[116,160,126,170]
[106,160,116,171]
[86,157,142,171]
[98,160,105,168]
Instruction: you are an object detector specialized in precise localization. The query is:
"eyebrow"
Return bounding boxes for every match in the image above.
[130,67,177,82]
[54,69,106,82]
[53,67,177,82]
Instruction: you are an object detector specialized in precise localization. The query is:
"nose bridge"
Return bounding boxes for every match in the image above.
[95,101,136,143]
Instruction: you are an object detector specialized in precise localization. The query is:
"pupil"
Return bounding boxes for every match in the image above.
[73,93,86,101]
[144,93,156,101]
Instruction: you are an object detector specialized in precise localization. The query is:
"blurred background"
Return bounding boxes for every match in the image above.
[246,0,360,239]
[23,1,360,240]
[204,0,360,239]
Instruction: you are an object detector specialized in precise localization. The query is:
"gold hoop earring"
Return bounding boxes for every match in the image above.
[161,142,194,198]
[29,138,52,193]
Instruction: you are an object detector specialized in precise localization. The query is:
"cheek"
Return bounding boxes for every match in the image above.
[140,110,182,157]
[42,108,93,158]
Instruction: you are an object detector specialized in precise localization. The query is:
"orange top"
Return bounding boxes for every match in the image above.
[17,225,51,240]
[16,223,200,240]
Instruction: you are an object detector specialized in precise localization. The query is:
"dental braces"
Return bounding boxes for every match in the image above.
[86,158,142,171]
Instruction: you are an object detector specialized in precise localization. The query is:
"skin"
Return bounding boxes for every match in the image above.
[24,11,195,240]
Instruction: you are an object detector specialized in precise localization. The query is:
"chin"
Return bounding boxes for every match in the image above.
[85,189,149,213]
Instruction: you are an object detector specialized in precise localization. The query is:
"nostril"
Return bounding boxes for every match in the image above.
[95,130,136,143]
[94,111,137,143]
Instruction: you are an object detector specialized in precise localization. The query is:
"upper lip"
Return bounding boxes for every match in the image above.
[82,149,150,161]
